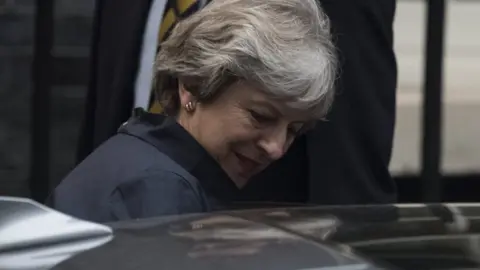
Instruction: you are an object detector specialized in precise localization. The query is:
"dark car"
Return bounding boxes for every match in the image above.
[1,197,480,270]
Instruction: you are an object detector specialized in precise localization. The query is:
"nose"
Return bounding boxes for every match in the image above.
[257,130,288,161]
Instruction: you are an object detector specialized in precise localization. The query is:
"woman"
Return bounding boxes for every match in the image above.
[50,0,337,223]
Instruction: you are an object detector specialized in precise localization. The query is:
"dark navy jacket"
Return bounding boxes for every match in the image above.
[49,109,240,223]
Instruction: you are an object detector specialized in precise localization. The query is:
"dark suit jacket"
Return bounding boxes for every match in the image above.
[242,0,398,204]
[49,109,239,223]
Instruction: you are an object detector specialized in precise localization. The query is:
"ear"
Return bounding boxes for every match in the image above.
[178,82,195,108]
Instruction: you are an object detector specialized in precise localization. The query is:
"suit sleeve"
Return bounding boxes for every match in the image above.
[109,170,204,220]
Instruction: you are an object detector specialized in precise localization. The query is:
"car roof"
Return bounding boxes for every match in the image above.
[2,197,480,270]
[62,203,480,270]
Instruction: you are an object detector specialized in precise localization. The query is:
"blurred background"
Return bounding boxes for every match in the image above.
[0,0,478,202]
[0,0,95,197]
[392,0,479,176]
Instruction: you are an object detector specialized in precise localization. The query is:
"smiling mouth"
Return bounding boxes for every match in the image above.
[234,152,261,174]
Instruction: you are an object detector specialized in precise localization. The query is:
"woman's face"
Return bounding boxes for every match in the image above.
[178,82,311,188]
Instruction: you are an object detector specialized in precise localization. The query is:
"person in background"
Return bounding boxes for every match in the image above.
[48,0,337,223]
[240,0,398,204]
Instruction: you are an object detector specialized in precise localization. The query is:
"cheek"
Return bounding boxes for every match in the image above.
[201,116,257,156]
[200,107,260,154]
[223,113,259,141]
[224,125,260,147]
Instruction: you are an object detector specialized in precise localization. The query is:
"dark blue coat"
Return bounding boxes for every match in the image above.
[48,109,240,223]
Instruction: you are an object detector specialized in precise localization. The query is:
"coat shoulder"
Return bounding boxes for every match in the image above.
[109,169,206,220]
[52,133,206,222]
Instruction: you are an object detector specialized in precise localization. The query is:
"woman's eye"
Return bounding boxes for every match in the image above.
[249,110,273,123]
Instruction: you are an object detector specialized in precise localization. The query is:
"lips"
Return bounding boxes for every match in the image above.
[234,152,261,175]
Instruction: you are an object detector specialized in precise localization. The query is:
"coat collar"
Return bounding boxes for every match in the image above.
[118,108,240,203]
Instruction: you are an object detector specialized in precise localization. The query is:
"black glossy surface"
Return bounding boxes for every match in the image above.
[53,203,480,270]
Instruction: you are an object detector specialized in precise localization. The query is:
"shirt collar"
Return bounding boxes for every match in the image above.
[118,108,240,202]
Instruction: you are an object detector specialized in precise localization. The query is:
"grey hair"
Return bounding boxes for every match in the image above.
[154,0,337,119]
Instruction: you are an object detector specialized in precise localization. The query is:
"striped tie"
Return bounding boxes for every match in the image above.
[149,0,207,114]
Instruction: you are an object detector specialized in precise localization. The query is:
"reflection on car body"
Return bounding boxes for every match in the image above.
[2,197,480,269]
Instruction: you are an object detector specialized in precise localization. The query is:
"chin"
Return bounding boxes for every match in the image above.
[230,173,250,189]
